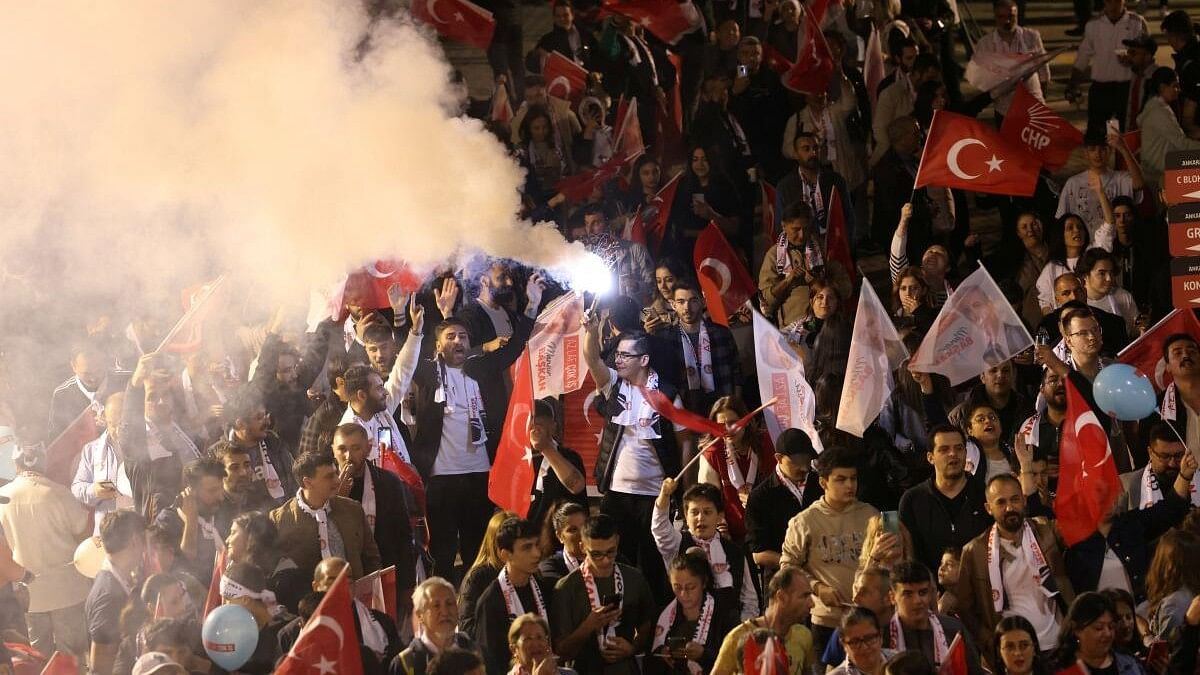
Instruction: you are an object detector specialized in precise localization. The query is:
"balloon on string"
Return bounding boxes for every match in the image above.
[1093,364,1157,421]
[73,536,106,578]
[202,604,259,671]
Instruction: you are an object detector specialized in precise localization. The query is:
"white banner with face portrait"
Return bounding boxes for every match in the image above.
[529,292,586,399]
[837,283,909,437]
[752,309,824,452]
[911,265,1034,385]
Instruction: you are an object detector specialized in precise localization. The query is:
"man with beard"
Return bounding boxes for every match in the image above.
[49,338,112,439]
[1148,334,1200,454]
[1118,422,1200,512]
[211,440,275,519]
[339,299,425,466]
[653,280,740,414]
[956,474,1073,666]
[776,132,855,239]
[457,260,521,350]
[578,205,655,304]
[251,319,335,451]
[152,457,230,583]
[224,390,296,505]
[1015,369,1068,498]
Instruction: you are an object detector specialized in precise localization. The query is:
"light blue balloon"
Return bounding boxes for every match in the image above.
[202,604,259,670]
[1093,364,1157,421]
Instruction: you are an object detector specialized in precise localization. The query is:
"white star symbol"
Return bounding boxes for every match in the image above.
[521,447,534,466]
[314,655,338,675]
[453,11,464,21]
[985,155,1004,172]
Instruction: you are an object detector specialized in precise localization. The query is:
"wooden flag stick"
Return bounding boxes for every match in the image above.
[673,397,778,482]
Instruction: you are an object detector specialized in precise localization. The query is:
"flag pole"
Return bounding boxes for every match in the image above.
[154,275,226,352]
[673,397,778,482]
[910,110,940,205]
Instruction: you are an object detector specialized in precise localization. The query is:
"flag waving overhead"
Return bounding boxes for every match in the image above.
[694,222,756,326]
[1118,309,1200,391]
[601,0,702,44]
[910,266,1034,385]
[915,111,1040,196]
[824,185,854,284]
[837,284,908,437]
[783,13,834,94]
[543,51,589,104]
[1056,377,1122,546]
[410,0,496,50]
[631,172,682,256]
[1000,83,1084,171]
[275,567,363,675]
[752,309,824,451]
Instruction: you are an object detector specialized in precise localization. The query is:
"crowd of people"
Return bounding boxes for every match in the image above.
[5,0,1200,673]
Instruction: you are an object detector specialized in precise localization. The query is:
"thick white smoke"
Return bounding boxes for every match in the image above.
[0,0,586,303]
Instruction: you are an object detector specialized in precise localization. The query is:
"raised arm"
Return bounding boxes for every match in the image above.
[581,308,611,392]
[385,300,425,413]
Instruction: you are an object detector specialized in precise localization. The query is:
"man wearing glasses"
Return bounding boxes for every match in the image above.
[1117,421,1200,512]
[581,312,694,602]
[552,514,655,675]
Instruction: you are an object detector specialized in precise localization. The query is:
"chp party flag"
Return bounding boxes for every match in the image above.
[783,12,834,95]
[488,350,536,516]
[543,50,589,104]
[1000,83,1084,171]
[836,283,909,437]
[752,308,824,451]
[630,171,682,256]
[1056,376,1122,546]
[910,265,1034,386]
[694,222,756,326]
[1117,309,1200,391]
[410,0,496,50]
[915,111,1039,197]
[600,0,702,44]
[528,292,587,398]
[275,567,363,675]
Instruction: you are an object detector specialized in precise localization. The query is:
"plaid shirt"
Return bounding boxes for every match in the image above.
[654,319,741,414]
[297,396,347,456]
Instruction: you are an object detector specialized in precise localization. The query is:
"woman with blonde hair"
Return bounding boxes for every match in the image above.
[506,613,577,675]
[459,510,517,636]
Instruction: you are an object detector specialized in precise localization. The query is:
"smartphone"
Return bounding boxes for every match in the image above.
[378,427,392,454]
[601,592,623,608]
[1147,640,1168,664]
[691,193,706,206]
[1106,118,1120,137]
[737,64,749,78]
[99,480,116,491]
[667,636,687,650]
[881,510,901,536]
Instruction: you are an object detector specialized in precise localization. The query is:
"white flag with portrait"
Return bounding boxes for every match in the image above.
[752,309,824,452]
[836,283,909,437]
[528,291,586,399]
[910,265,1034,385]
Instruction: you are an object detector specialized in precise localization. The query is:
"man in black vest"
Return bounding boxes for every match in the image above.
[581,312,694,602]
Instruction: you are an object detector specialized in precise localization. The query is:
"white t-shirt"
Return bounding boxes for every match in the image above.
[479,302,513,339]
[432,367,491,476]
[985,457,1013,484]
[1000,538,1061,649]
[604,368,685,496]
[1055,170,1136,235]
[1098,546,1134,595]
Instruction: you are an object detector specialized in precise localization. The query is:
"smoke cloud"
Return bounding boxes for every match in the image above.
[0,0,585,304]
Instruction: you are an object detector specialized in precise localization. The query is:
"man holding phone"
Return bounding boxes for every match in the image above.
[552,515,655,675]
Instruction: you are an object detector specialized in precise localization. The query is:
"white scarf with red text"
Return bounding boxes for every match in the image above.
[889,612,948,665]
[776,464,806,504]
[581,561,624,651]
[1139,464,1200,508]
[651,594,716,675]
[435,359,487,450]
[295,490,333,560]
[680,325,715,393]
[726,444,758,492]
[361,467,377,532]
[691,533,733,588]
[497,567,548,621]
[986,521,1058,613]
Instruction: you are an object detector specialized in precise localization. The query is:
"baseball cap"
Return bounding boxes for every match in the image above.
[775,428,817,459]
[132,653,185,675]
[1122,35,1158,52]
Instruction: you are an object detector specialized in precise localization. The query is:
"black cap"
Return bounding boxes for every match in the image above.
[1122,35,1158,52]
[775,429,817,458]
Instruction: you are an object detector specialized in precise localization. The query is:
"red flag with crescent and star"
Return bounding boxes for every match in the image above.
[630,171,682,256]
[1055,377,1122,546]
[543,51,589,105]
[410,0,496,50]
[600,0,701,44]
[488,350,536,517]
[275,567,363,675]
[693,222,755,326]
[915,111,1040,197]
[1117,309,1200,392]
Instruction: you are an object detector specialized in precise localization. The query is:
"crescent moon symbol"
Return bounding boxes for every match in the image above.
[426,0,448,23]
[547,75,571,99]
[1074,412,1113,466]
[698,257,732,295]
[305,616,346,650]
[946,138,985,181]
[364,262,392,279]
[582,389,599,426]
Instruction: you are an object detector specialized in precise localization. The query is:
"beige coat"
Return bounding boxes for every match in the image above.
[0,474,92,612]
[780,498,879,628]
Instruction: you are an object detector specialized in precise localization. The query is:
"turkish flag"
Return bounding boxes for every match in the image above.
[1117,309,1200,391]
[1056,377,1122,546]
[808,0,832,26]
[562,373,604,485]
[342,261,423,312]
[783,13,833,94]
[275,567,364,675]
[693,222,756,326]
[761,181,778,242]
[44,408,100,486]
[601,0,701,44]
[1000,83,1083,171]
[410,0,496,50]
[763,45,793,75]
[555,153,626,203]
[378,447,428,547]
[938,633,968,675]
[630,171,682,256]
[203,547,227,617]
[38,652,78,675]
[488,350,536,517]
[614,97,645,161]
[916,111,1040,197]
[639,387,762,438]
[825,185,854,283]
[543,51,588,105]
[160,276,227,354]
[354,566,399,622]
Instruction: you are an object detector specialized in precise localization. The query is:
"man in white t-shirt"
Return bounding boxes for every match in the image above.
[581,310,694,600]
[1055,130,1144,235]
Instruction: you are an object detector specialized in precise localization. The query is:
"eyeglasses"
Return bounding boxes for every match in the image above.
[613,351,646,362]
[843,633,881,649]
[587,547,618,560]
[1068,328,1102,340]
[1150,449,1187,464]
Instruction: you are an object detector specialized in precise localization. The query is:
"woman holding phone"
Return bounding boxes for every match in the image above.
[645,549,731,675]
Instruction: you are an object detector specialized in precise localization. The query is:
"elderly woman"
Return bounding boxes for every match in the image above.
[1137,67,1200,189]
[506,613,576,675]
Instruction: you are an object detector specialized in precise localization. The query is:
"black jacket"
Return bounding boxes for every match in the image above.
[744,470,823,556]
[353,463,417,592]
[899,475,992,574]
[1037,304,1129,357]
[527,445,588,528]
[475,576,554,675]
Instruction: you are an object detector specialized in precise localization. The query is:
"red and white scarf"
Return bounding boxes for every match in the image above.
[361,466,377,532]
[725,444,759,492]
[295,490,333,560]
[889,612,949,665]
[692,534,733,588]
[1139,464,1200,508]
[581,561,624,650]
[776,464,807,504]
[497,567,548,621]
[774,233,797,276]
[612,370,662,440]
[220,575,285,617]
[1163,382,1180,421]
[563,549,584,573]
[986,521,1059,613]
[680,326,715,393]
[651,594,716,675]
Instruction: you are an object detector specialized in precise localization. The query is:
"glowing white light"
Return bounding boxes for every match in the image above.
[566,252,614,296]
